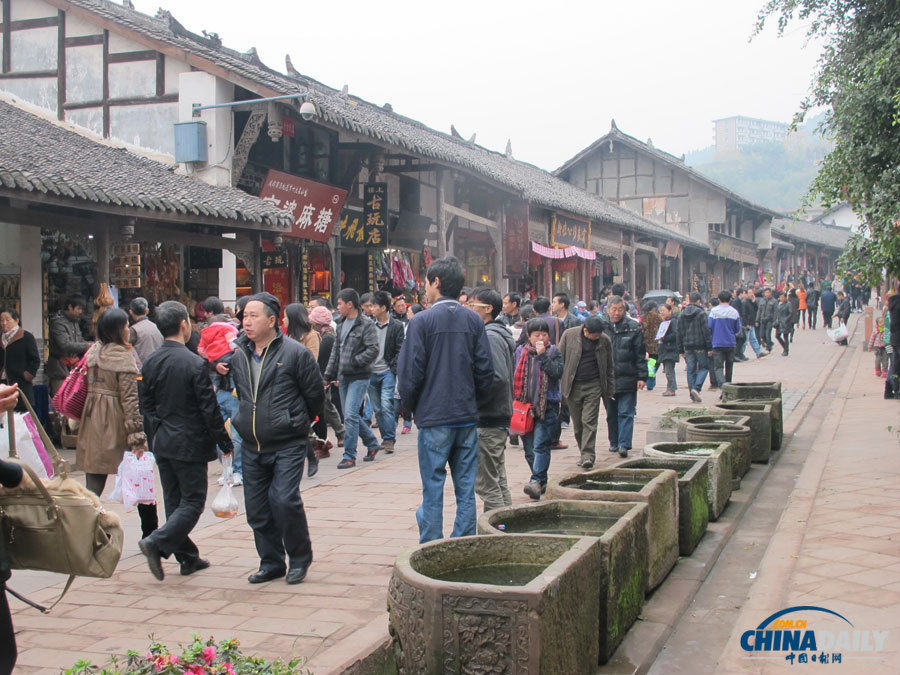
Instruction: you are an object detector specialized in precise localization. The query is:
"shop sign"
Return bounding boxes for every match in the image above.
[282,116,295,138]
[259,169,348,243]
[505,201,529,276]
[551,215,590,249]
[339,209,366,246]
[363,182,388,247]
[261,250,289,268]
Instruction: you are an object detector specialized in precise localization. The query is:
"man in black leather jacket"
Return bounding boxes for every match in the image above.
[230,292,325,585]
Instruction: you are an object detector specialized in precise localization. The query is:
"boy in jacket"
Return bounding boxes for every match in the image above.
[398,256,494,543]
[138,301,233,581]
[708,290,742,387]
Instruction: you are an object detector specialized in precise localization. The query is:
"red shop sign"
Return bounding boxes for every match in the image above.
[259,169,348,243]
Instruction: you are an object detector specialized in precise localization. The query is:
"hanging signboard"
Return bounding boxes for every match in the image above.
[550,215,591,249]
[505,201,529,277]
[363,182,388,247]
[261,250,289,268]
[338,209,366,246]
[259,169,348,243]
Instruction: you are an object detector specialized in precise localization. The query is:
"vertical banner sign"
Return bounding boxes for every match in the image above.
[505,201,530,276]
[363,183,388,247]
[551,215,591,248]
[339,209,365,246]
[301,245,310,304]
[367,251,376,291]
[259,169,348,242]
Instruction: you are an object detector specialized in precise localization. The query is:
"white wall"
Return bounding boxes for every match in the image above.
[0,223,43,336]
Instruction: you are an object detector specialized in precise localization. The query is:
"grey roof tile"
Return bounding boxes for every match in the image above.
[771,217,851,250]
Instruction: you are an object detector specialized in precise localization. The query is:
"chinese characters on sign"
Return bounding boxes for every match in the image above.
[259,169,348,243]
[505,201,529,276]
[363,182,388,248]
[339,210,366,246]
[551,215,591,249]
[261,250,288,268]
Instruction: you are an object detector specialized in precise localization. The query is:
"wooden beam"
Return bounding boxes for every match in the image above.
[102,29,109,138]
[444,203,498,230]
[64,34,103,47]
[436,168,447,258]
[155,52,164,97]
[1,0,10,73]
[0,69,57,79]
[107,49,157,64]
[8,15,59,30]
[57,10,65,120]
[63,93,178,111]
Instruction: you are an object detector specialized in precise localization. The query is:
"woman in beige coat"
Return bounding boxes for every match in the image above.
[76,307,157,537]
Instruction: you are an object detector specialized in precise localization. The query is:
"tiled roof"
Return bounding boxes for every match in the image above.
[771,217,851,250]
[53,0,709,250]
[554,121,783,220]
[0,100,292,229]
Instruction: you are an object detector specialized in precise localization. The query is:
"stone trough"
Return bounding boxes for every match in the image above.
[477,500,649,664]
[646,406,709,444]
[389,534,601,674]
[613,457,709,556]
[721,381,783,450]
[681,418,752,483]
[546,468,679,591]
[714,401,773,462]
[643,442,733,521]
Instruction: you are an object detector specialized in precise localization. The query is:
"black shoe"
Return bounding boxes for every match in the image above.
[363,446,379,462]
[609,445,618,453]
[307,453,319,478]
[509,435,519,446]
[248,568,286,584]
[337,458,356,469]
[180,557,210,576]
[523,480,543,500]
[138,538,164,581]
[618,447,629,458]
[577,458,594,469]
[286,566,309,585]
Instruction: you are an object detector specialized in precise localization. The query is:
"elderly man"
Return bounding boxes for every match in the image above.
[600,296,647,458]
[128,297,164,367]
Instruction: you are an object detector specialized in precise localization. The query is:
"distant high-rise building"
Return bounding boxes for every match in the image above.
[714,116,790,152]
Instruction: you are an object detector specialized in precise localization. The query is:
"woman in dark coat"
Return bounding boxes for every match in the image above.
[0,308,40,412]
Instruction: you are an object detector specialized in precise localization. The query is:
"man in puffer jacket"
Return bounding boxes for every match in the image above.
[756,288,778,351]
[708,290,742,388]
[600,295,647,458]
[676,292,713,401]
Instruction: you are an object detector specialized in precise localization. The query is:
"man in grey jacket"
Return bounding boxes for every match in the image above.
[469,287,515,512]
[47,294,92,395]
[128,297,164,368]
[756,288,778,352]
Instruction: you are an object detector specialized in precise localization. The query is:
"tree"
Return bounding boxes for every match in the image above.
[755,0,900,278]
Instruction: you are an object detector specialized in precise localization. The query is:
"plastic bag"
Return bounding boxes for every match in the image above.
[827,324,849,343]
[117,451,156,508]
[0,412,52,479]
[211,455,239,518]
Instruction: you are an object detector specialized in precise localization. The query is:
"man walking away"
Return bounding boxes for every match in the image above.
[806,285,820,329]
[820,286,837,329]
[231,293,324,585]
[835,292,852,346]
[708,290,742,386]
[398,256,494,543]
[137,301,233,581]
[600,296,647,458]
[128,297,163,367]
[469,287,515,511]
[324,288,381,468]
[676,292,713,402]
[559,315,614,469]
[731,290,748,361]
[776,292,793,355]
[367,291,404,454]
[741,289,767,359]
[757,288,777,351]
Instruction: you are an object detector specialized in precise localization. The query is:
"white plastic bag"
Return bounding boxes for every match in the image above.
[117,451,156,508]
[211,483,239,518]
[0,412,51,479]
[827,324,849,343]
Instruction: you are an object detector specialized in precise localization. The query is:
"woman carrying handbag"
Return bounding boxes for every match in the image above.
[77,309,157,538]
[513,318,564,501]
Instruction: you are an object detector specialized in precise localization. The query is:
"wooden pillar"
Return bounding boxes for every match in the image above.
[436,169,447,258]
[252,231,263,293]
[96,221,110,286]
[677,248,684,295]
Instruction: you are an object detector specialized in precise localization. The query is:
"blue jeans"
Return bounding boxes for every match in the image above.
[368,370,397,442]
[521,403,559,485]
[746,326,763,357]
[216,389,242,473]
[684,350,709,392]
[339,378,379,462]
[415,425,478,543]
[605,390,637,450]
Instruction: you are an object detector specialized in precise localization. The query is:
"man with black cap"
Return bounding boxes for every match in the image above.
[230,292,324,585]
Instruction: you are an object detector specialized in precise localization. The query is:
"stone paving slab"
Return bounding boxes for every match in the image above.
[6,317,859,673]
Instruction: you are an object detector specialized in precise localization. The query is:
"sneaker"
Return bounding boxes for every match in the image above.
[662,391,676,397]
[609,445,618,453]
[782,350,788,356]
[523,480,543,500]
[618,447,629,458]
[363,446,379,462]
[337,458,356,469]
[689,389,702,403]
[381,439,395,454]
[401,424,412,434]
[337,434,344,448]
[551,441,568,450]
[577,458,594,469]
[560,421,569,429]
[231,472,243,486]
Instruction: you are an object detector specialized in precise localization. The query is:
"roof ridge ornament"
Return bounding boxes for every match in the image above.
[505,139,513,159]
[285,54,300,78]
[610,118,619,131]
[202,30,221,48]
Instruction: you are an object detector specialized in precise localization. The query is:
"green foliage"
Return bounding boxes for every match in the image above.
[756,0,900,278]
[64,635,310,675]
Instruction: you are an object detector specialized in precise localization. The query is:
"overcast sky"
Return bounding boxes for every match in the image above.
[134,0,820,171]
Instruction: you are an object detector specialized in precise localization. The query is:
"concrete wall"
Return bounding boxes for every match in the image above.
[0,223,43,337]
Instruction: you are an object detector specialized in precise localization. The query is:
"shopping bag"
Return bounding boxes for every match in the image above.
[117,451,156,508]
[211,483,239,518]
[647,357,658,378]
[827,324,849,343]
[509,400,535,436]
[1,412,51,479]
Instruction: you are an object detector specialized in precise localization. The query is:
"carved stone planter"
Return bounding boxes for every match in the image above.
[477,500,649,664]
[546,468,678,591]
[714,402,772,463]
[674,413,751,443]
[613,457,709,556]
[389,534,601,674]
[684,421,752,483]
[721,381,783,450]
[646,407,709,445]
[643,442,732,521]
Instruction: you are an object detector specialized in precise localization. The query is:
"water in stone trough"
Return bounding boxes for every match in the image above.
[434,563,547,586]
[578,480,646,492]
[500,513,621,536]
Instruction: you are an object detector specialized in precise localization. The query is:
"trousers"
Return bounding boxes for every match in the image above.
[416,425,478,543]
[713,347,735,385]
[475,427,511,512]
[145,458,208,562]
[566,379,605,462]
[605,390,637,450]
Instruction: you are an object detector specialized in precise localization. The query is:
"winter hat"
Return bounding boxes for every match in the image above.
[247,292,281,320]
[576,301,587,308]
[309,305,333,327]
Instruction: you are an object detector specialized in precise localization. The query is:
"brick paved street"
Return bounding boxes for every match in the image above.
[7,311,895,673]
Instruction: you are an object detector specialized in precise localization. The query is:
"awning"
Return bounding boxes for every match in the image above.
[531,241,596,261]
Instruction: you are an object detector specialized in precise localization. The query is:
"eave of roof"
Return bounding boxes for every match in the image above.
[770,217,852,251]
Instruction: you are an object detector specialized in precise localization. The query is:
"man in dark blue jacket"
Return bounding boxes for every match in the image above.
[820,287,837,328]
[398,256,494,543]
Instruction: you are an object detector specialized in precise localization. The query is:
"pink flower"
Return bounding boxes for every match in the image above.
[223,663,236,675]
[202,647,217,665]
[187,665,206,675]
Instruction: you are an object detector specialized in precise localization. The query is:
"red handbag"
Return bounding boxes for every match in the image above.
[51,352,89,421]
[509,400,535,436]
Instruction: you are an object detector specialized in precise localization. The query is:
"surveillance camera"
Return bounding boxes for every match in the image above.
[299,100,317,121]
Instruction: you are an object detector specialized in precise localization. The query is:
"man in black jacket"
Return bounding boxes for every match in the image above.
[325,288,381,468]
[231,293,325,585]
[601,296,648,458]
[757,288,777,351]
[676,292,713,402]
[137,301,233,581]
[368,291,405,454]
[731,289,748,361]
